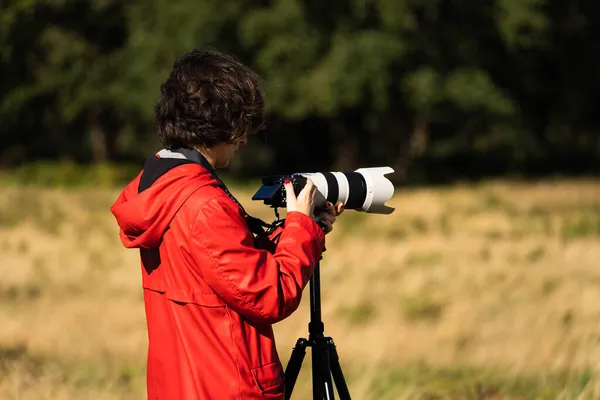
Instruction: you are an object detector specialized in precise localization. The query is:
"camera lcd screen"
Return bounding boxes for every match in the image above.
[252,183,281,201]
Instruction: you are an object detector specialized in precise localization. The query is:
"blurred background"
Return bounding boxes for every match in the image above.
[1,0,599,399]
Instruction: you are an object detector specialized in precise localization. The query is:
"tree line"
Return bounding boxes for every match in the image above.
[2,0,599,183]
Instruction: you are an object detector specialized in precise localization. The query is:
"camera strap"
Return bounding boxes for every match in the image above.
[154,148,282,236]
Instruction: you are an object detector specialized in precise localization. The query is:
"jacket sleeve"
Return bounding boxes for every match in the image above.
[189,194,325,325]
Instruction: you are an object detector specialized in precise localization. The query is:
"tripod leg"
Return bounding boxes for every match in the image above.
[312,337,335,400]
[327,338,351,400]
[284,338,308,400]
[311,336,324,400]
[320,339,336,400]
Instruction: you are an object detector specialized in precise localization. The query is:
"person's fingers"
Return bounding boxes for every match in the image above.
[284,179,297,211]
[301,179,317,204]
[297,178,312,200]
[295,178,316,216]
[325,201,336,216]
[321,219,333,234]
[306,179,317,199]
[318,212,335,235]
[310,181,317,195]
[319,212,336,224]
[335,201,345,216]
[304,177,315,191]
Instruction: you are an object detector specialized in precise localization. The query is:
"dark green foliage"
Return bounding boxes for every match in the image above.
[1,0,599,183]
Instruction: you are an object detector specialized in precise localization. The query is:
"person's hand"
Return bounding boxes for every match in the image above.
[285,178,317,217]
[333,201,344,216]
[317,201,345,234]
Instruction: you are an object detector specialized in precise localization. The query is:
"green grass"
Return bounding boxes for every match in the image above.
[0,284,42,302]
[526,246,546,264]
[405,251,443,268]
[370,363,596,399]
[0,190,65,234]
[403,295,445,322]
[2,172,600,399]
[0,162,141,188]
[562,213,600,241]
[0,344,144,398]
[339,301,378,325]
[2,344,597,400]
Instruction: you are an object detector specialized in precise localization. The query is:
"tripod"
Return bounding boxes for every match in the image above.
[283,261,352,400]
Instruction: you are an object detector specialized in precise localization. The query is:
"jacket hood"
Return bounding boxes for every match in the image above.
[110,158,215,249]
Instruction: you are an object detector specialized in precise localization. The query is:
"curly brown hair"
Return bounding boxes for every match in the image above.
[155,48,266,149]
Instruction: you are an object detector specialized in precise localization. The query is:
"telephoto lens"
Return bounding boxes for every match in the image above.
[252,167,395,215]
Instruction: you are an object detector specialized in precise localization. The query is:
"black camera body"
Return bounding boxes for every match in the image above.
[251,174,308,208]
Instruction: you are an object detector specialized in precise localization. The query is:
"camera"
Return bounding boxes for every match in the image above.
[251,174,308,208]
[252,167,396,215]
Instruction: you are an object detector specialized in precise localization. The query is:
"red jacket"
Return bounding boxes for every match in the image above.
[110,161,325,399]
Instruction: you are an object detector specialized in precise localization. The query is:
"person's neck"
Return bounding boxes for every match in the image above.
[193,146,216,169]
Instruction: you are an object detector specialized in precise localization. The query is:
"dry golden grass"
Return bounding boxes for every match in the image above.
[1,178,599,399]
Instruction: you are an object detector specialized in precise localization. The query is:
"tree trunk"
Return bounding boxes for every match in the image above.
[394,114,429,183]
[89,111,108,163]
[332,121,360,171]
[409,115,429,157]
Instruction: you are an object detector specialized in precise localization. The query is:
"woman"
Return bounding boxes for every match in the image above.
[110,48,343,399]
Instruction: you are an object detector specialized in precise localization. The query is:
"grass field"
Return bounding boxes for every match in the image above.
[1,178,599,399]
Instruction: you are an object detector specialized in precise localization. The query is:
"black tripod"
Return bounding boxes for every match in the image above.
[283,261,352,400]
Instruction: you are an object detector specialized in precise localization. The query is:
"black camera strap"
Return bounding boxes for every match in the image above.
[146,147,282,236]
